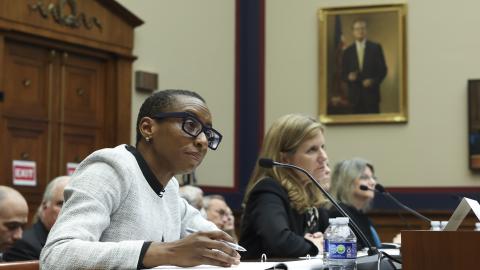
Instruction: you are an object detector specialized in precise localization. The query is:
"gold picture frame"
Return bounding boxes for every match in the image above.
[318,4,407,124]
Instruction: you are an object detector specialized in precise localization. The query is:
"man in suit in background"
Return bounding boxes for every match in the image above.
[0,186,28,261]
[179,185,204,211]
[3,176,69,261]
[203,195,237,242]
[342,19,387,114]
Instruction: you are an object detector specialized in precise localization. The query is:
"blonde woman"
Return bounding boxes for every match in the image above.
[239,114,330,259]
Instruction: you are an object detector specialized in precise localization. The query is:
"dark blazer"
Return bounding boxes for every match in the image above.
[328,203,380,250]
[239,178,329,259]
[3,220,48,261]
[341,40,387,113]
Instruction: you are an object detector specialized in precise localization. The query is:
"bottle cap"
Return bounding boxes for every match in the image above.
[430,221,440,226]
[336,217,350,224]
[440,221,448,229]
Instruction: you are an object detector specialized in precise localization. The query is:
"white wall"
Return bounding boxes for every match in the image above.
[119,0,480,188]
[266,0,480,187]
[117,0,235,187]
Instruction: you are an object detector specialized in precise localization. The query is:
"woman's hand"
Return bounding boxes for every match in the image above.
[305,232,324,253]
[142,230,241,268]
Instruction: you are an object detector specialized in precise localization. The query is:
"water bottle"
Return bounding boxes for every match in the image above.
[430,221,441,231]
[327,217,357,270]
[440,221,448,230]
[323,218,338,260]
[474,222,480,231]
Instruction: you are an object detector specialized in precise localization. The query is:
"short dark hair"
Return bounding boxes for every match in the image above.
[135,89,205,144]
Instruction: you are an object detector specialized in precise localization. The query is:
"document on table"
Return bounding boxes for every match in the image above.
[151,258,325,270]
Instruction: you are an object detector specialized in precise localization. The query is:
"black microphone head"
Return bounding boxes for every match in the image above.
[375,184,386,193]
[359,185,370,191]
[258,158,275,168]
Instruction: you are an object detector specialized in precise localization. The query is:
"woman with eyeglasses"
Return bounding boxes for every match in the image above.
[239,113,331,259]
[41,90,240,269]
[328,158,382,249]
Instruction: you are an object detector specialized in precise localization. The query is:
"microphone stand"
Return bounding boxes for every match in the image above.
[363,185,431,224]
[383,193,431,224]
[262,159,379,256]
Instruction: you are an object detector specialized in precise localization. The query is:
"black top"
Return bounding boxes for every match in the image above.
[328,203,379,250]
[3,220,49,261]
[125,145,165,197]
[341,40,387,114]
[239,178,329,259]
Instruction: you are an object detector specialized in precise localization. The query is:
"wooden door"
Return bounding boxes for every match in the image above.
[2,40,53,121]
[0,38,110,219]
[1,40,54,207]
[0,0,141,223]
[56,51,106,175]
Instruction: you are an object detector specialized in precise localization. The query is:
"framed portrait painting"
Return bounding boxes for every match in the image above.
[318,4,407,124]
[468,80,480,171]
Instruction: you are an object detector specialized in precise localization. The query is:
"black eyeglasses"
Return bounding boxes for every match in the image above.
[151,112,222,150]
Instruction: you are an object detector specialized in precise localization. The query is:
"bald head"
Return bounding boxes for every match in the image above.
[0,186,28,251]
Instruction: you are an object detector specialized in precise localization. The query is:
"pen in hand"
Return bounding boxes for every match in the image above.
[185,228,247,252]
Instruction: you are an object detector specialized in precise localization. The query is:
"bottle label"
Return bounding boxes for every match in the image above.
[324,239,328,254]
[328,242,357,259]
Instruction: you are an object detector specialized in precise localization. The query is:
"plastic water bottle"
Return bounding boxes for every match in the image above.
[323,218,338,261]
[327,217,357,270]
[440,221,448,230]
[474,222,480,231]
[430,221,441,231]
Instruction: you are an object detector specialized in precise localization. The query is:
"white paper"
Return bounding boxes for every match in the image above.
[467,197,480,220]
[151,259,324,270]
[444,197,480,231]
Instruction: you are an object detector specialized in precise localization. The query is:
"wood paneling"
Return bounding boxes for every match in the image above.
[59,126,100,174]
[2,118,50,209]
[60,52,106,127]
[0,0,143,56]
[0,260,39,270]
[369,210,478,243]
[0,0,141,222]
[402,231,480,270]
[3,41,52,120]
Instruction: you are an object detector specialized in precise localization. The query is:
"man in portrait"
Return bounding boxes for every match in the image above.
[342,18,387,114]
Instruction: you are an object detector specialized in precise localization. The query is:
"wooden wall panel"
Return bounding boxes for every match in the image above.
[370,210,478,243]
[0,0,141,222]
[0,0,143,56]
[3,41,53,120]
[60,52,106,127]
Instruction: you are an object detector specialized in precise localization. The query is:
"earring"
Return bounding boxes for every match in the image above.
[145,137,151,143]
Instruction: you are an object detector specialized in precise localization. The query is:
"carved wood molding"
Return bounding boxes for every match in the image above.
[29,0,102,31]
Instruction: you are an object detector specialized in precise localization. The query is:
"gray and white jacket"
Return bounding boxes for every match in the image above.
[40,145,216,269]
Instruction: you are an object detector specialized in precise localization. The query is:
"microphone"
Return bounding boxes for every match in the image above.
[259,158,379,256]
[360,184,431,223]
